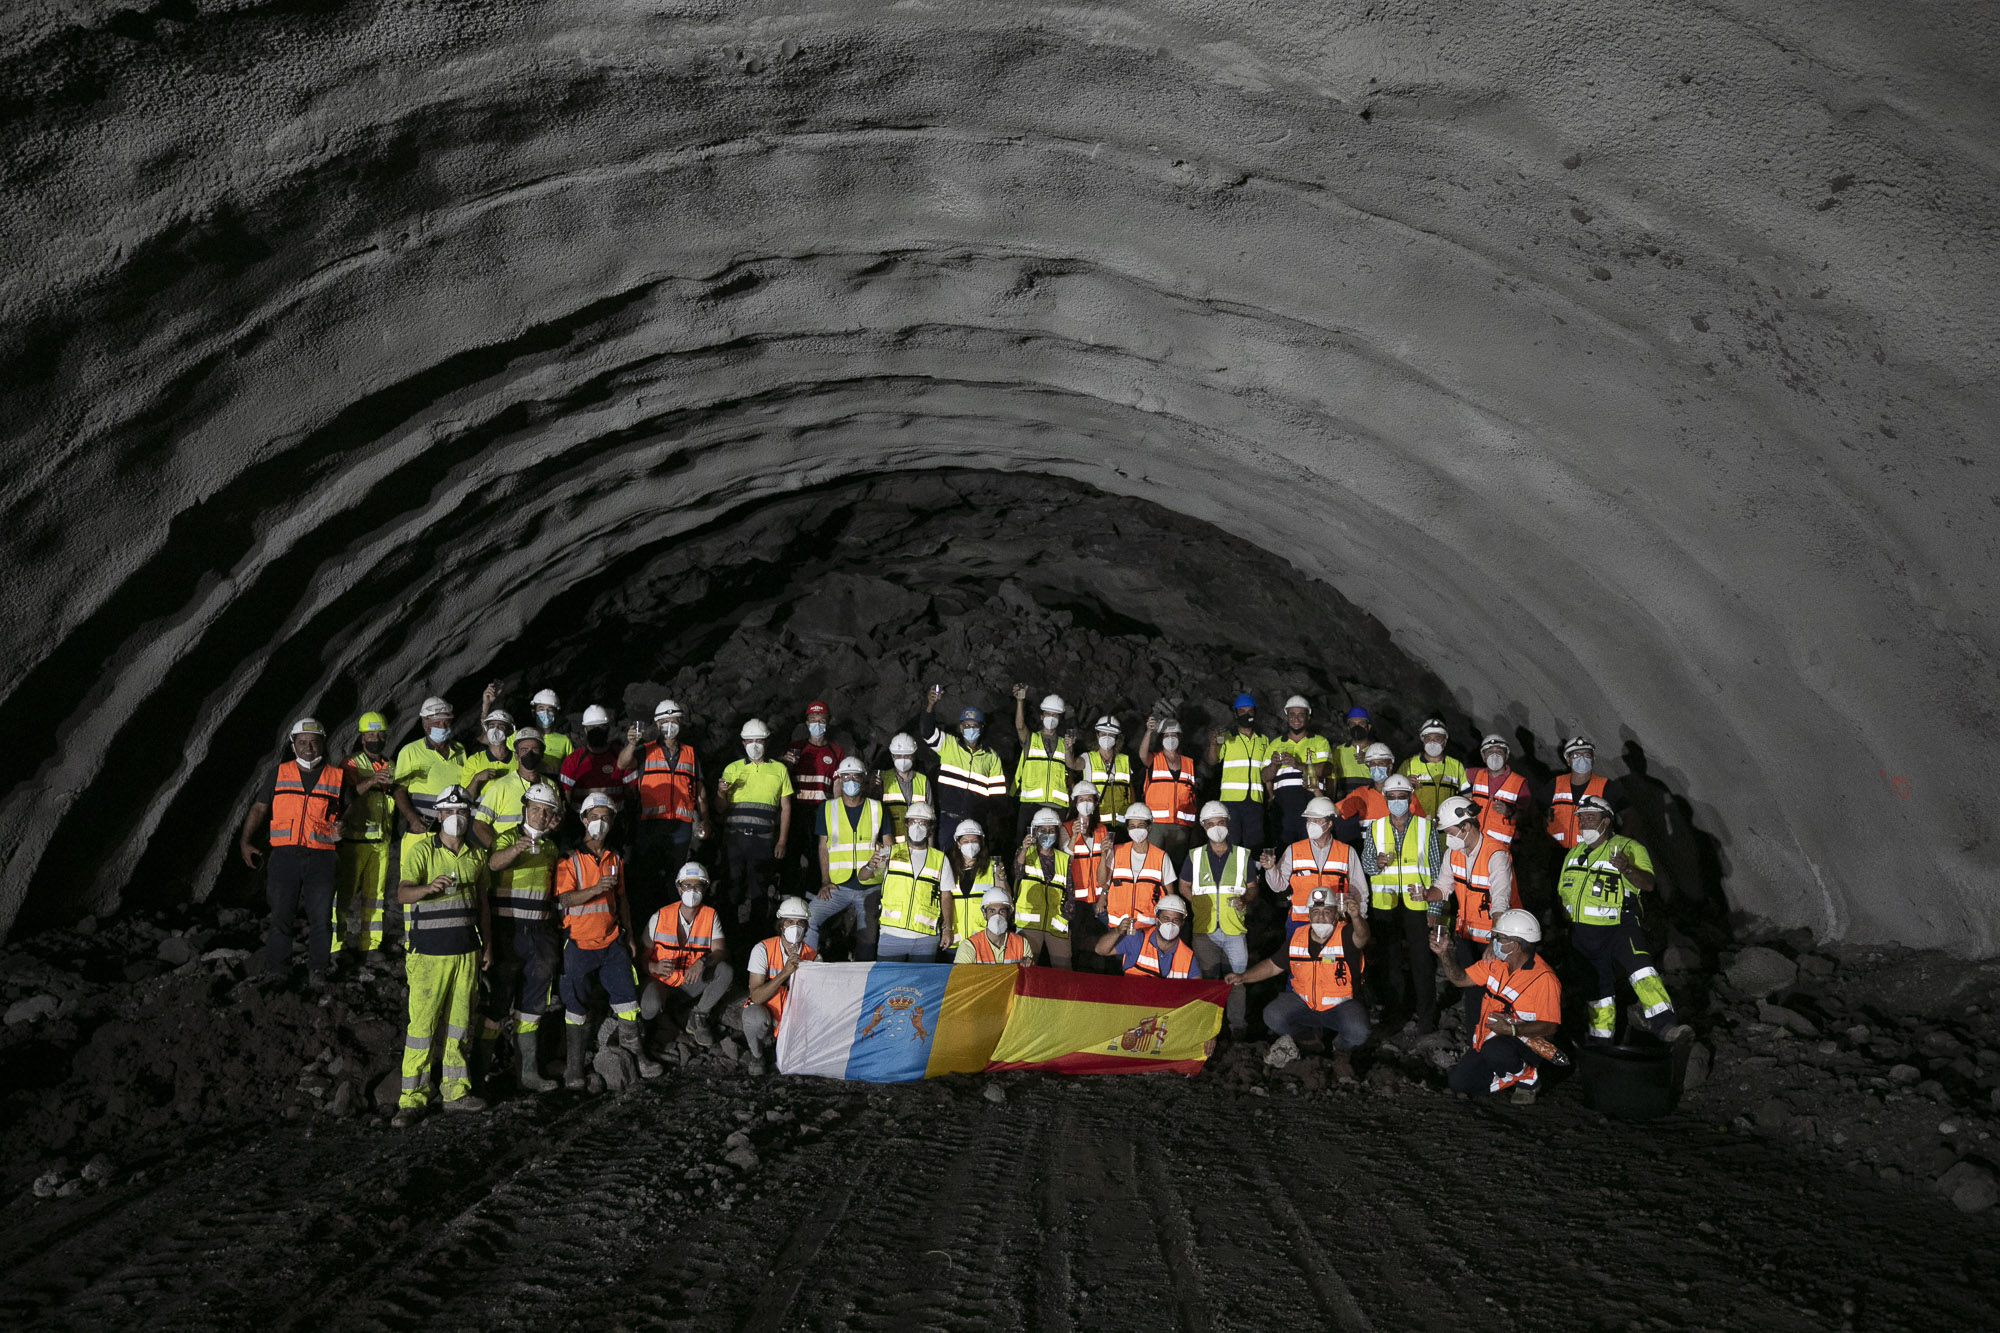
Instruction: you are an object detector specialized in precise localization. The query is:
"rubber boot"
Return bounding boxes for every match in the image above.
[619,1019,664,1079]
[564,1024,589,1090]
[517,1030,558,1093]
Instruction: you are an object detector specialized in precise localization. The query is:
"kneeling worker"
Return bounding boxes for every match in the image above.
[1430,908,1561,1103]
[957,886,1033,964]
[743,897,816,1075]
[1095,893,1202,978]
[1225,885,1371,1080]
[642,862,734,1048]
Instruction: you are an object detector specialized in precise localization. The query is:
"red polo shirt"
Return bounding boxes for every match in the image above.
[789,742,844,806]
[559,746,636,797]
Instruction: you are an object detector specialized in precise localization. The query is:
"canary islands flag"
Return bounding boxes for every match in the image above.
[774,962,1226,1081]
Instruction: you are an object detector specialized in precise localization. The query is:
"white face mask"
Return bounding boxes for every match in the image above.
[586,818,609,840]
[1306,820,1328,843]
[1127,826,1149,844]
[1076,801,1095,818]
[293,751,321,769]
[744,742,765,761]
[1042,715,1061,732]
[1156,921,1181,941]
[659,721,680,740]
[986,913,1008,937]
[680,888,703,908]
[1423,741,1444,758]
[1161,735,1180,752]
[782,923,805,944]
[1485,754,1505,772]
[893,756,913,774]
[1368,765,1388,782]
[963,727,981,745]
[485,726,508,746]
[1445,832,1467,852]
[907,823,929,845]
[535,708,557,728]
[1098,736,1115,752]
[1490,938,1513,963]
[1310,920,1334,940]
[428,725,451,744]
[1579,826,1604,846]
[808,723,827,741]
[440,814,467,838]
[959,841,981,859]
[524,823,545,843]
[1387,799,1410,818]
[841,779,861,797]
[1204,824,1229,844]
[1570,756,1593,776]
[1036,831,1057,849]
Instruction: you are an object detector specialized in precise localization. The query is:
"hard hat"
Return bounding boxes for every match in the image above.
[806,701,829,718]
[420,696,451,718]
[676,862,710,884]
[654,699,683,720]
[1284,695,1311,713]
[1363,743,1395,765]
[1306,886,1340,909]
[580,792,617,815]
[1561,735,1595,758]
[1039,694,1067,714]
[905,802,935,823]
[1382,774,1415,796]
[433,784,473,812]
[1304,796,1338,820]
[1155,893,1190,919]
[1071,779,1100,800]
[1575,794,1617,820]
[1437,795,1480,827]
[1479,733,1509,753]
[531,689,560,708]
[1199,800,1229,823]
[1094,715,1122,735]
[514,726,544,743]
[1345,706,1370,721]
[889,732,918,757]
[1123,802,1153,824]
[582,705,612,727]
[1158,717,1183,735]
[1493,908,1542,943]
[357,712,388,734]
[1031,807,1063,829]
[524,783,560,809]
[776,897,812,921]
[740,718,771,741]
[955,819,985,841]
[482,708,513,727]
[1419,717,1447,737]
[958,706,985,726]
[834,757,867,778]
[290,717,325,737]
[1231,692,1255,709]
[980,886,1013,912]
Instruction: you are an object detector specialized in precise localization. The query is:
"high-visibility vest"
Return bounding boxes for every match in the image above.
[1366,814,1435,910]
[1334,786,1390,823]
[878,769,930,841]
[944,861,1001,939]
[342,754,392,842]
[403,836,485,956]
[1144,751,1198,826]
[1269,736,1332,794]
[1448,839,1509,940]
[934,736,1009,807]
[879,846,947,935]
[1129,930,1197,979]
[748,935,816,1034]
[637,741,700,822]
[1287,922,1361,1009]
[491,833,556,926]
[1068,823,1108,904]
[824,799,885,884]
[1186,844,1250,936]
[1014,850,1071,935]
[1014,734,1071,807]
[1216,732,1271,803]
[1105,843,1168,927]
[1399,755,1468,818]
[1545,774,1608,848]
[969,930,1030,964]
[1468,768,1528,845]
[647,904,720,987]
[1084,752,1134,827]
[269,760,344,851]
[1472,955,1560,1052]
[557,848,625,950]
[1285,839,1351,922]
[1557,834,1648,926]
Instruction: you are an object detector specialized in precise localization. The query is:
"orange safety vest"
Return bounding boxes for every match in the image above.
[647,903,719,987]
[1545,774,1608,849]
[1449,838,1509,940]
[1468,768,1528,845]
[1471,954,1562,1055]
[1128,930,1197,979]
[1143,751,1198,826]
[637,741,700,823]
[556,848,626,951]
[1068,824,1108,905]
[968,930,1029,964]
[1286,922,1362,1010]
[269,760,344,851]
[748,934,817,1033]
[1105,842,1168,928]
[1285,839,1351,922]
[1334,786,1390,823]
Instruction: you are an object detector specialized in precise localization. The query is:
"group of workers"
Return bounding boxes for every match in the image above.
[239,681,1692,1124]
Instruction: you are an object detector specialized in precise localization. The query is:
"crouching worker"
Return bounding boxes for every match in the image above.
[641,862,734,1048]
[1225,886,1370,1081]
[1431,908,1562,1104]
[1095,893,1201,978]
[743,897,816,1075]
[956,887,1032,964]
[556,792,661,1088]
[393,785,489,1127]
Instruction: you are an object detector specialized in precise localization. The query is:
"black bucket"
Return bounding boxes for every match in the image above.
[1577,1040,1676,1120]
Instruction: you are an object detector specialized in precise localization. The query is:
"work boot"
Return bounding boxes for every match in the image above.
[745,1053,770,1076]
[517,1031,558,1093]
[442,1094,488,1114]
[618,1020,664,1079]
[1330,1050,1357,1084]
[596,1016,618,1050]
[564,1025,589,1091]
[390,1104,424,1129]
[1510,1084,1539,1106]
[687,1011,717,1048]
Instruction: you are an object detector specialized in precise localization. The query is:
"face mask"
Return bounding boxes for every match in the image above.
[586,818,609,840]
[1490,939,1512,963]
[440,814,467,837]
[1036,831,1057,849]
[1368,765,1388,782]
[1077,801,1095,818]
[1348,725,1369,739]
[1579,826,1604,846]
[586,728,609,748]
[536,709,556,728]
[660,722,680,740]
[1156,921,1181,941]
[1485,754,1505,772]
[1237,713,1255,728]
[517,751,541,771]
[1571,756,1592,776]
[782,924,805,944]
[1128,826,1149,844]
[963,727,981,745]
[1042,715,1060,731]
[1310,920,1334,940]
[1162,735,1180,752]
[808,723,827,741]
[841,779,861,798]
[1387,799,1410,818]
[1306,821,1328,842]
[1204,825,1228,844]
[1445,832,1467,852]
[427,725,451,744]
[893,756,913,774]
[907,823,929,845]
[1098,736,1115,752]
[745,742,765,761]
[1423,741,1443,758]
[294,751,321,769]
[987,914,1008,937]
[361,737,384,755]
[960,842,981,859]
[680,888,703,908]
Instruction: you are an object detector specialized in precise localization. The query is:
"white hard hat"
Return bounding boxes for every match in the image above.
[1123,802,1153,824]
[1158,717,1183,734]
[1419,717,1448,737]
[906,802,935,823]
[1155,893,1189,919]
[433,784,473,812]
[524,783,561,809]
[776,897,812,922]
[1304,796,1338,820]
[1284,695,1311,712]
[955,819,984,842]
[1306,886,1341,910]
[1479,733,1509,753]
[1094,715,1122,735]
[1070,779,1099,800]
[1494,908,1542,944]
[1382,774,1415,796]
[889,732,918,757]
[420,696,452,718]
[1575,794,1617,820]
[289,717,325,737]
[482,708,513,727]
[1039,694,1067,714]
[1363,742,1395,765]
[740,718,771,741]
[1437,795,1480,827]
[1199,800,1229,823]
[531,689,560,708]
[980,886,1013,912]
[582,705,612,727]
[1030,807,1063,829]
[834,756,867,778]
[513,726,543,743]
[655,699,683,720]
[580,792,617,815]
[1561,735,1595,758]
[676,861,710,884]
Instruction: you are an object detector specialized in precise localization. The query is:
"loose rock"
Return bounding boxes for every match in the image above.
[1724,946,1798,998]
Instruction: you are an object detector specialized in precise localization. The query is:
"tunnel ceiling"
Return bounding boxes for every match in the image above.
[0,1,1995,949]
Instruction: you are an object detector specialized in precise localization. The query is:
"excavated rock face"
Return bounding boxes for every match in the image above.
[0,3,1993,947]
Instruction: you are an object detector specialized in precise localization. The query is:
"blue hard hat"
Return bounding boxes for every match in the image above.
[1231,693,1255,709]
[1345,706,1371,720]
[959,706,985,725]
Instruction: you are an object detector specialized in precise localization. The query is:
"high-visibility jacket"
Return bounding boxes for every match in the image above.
[1014,850,1070,935]
[1448,839,1509,940]
[1556,835,1652,927]
[1083,751,1134,828]
[878,769,930,841]
[934,736,1009,811]
[1468,768,1528,845]
[647,904,720,987]
[823,798,886,884]
[1546,774,1609,849]
[1269,735,1333,794]
[401,836,486,956]
[270,760,344,851]
[944,861,1001,939]
[1467,954,1561,1052]
[1186,845,1251,936]
[1286,922,1362,1009]
[1015,734,1071,808]
[1068,823,1109,905]
[1366,814,1435,910]
[749,935,817,1034]
[1330,743,1374,798]
[1285,839,1352,923]
[1104,842,1168,928]
[1399,755,1468,818]
[489,829,557,928]
[341,754,392,843]
[1128,930,1198,979]
[879,845,948,935]
[556,847,625,951]
[1216,732,1272,803]
[968,930,1030,964]
[1144,751,1198,826]
[637,741,701,822]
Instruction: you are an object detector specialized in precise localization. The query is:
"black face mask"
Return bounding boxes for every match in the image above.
[360,737,384,755]
[517,751,541,771]
[1237,712,1256,728]
[1348,724,1371,739]
[585,728,609,749]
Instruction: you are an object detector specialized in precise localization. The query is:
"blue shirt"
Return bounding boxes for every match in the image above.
[1109,929,1203,978]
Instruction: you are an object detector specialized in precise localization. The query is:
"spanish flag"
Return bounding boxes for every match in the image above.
[986,967,1226,1075]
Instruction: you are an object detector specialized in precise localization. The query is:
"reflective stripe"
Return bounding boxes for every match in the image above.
[404,1036,433,1050]
[1630,967,1660,982]
[445,1025,469,1040]
[1642,999,1673,1018]
[612,1001,639,1016]
[442,1064,468,1079]
[401,1073,426,1089]
[413,914,476,929]
[826,800,885,882]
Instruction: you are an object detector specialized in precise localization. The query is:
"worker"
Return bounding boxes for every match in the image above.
[808,757,889,959]
[1330,706,1378,798]
[555,792,660,1088]
[1467,733,1529,846]
[1075,716,1135,834]
[1546,735,1612,850]
[1334,743,1398,827]
[919,687,1010,835]
[717,719,793,926]
[876,802,950,962]
[470,726,548,843]
[1429,794,1516,1040]
[1137,717,1198,858]
[1011,807,1072,968]
[1207,693,1271,850]
[1265,695,1333,846]
[1101,803,1178,933]
[1557,795,1692,1045]
[239,717,345,984]
[879,732,929,842]
[1401,718,1469,818]
[1226,886,1371,1078]
[957,886,1033,964]
[940,819,1007,955]
[1430,908,1562,1103]
[480,782,563,1093]
[1261,796,1369,925]
[519,688,576,769]
[1361,774,1442,1034]
[1094,893,1202,978]
[622,699,710,931]
[461,706,516,795]
[640,862,734,1047]
[558,706,635,822]
[1184,801,1254,1039]
[1012,685,1073,837]
[1064,780,1112,971]
[392,785,489,1125]
[783,701,845,894]
[393,695,468,866]
[742,897,817,1075]
[335,712,395,964]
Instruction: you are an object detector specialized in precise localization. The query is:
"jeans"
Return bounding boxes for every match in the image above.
[1262,991,1372,1049]
[641,961,736,1020]
[633,819,696,930]
[742,1003,776,1058]
[1448,1033,1540,1095]
[1189,930,1249,1032]
[1455,935,1488,1037]
[1374,899,1438,1020]
[265,846,336,977]
[877,933,941,962]
[805,883,880,959]
[482,926,561,1034]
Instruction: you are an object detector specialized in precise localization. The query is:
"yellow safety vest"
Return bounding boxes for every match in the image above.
[825,798,885,884]
[1400,755,1469,818]
[945,862,1000,938]
[1014,850,1071,935]
[878,769,930,841]
[935,736,1009,803]
[1217,733,1271,803]
[1187,845,1251,936]
[1084,752,1134,827]
[1367,814,1435,910]
[879,846,946,935]
[1014,734,1072,807]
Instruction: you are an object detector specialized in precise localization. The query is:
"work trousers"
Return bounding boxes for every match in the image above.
[1570,918,1676,1039]
[805,883,880,959]
[1222,800,1265,853]
[560,938,641,1026]
[876,932,941,963]
[742,1003,777,1059]
[1263,992,1372,1049]
[1448,1033,1541,1096]
[1189,930,1249,1033]
[1271,789,1310,850]
[641,961,736,1020]
[265,846,337,977]
[1372,899,1438,1021]
[1021,927,1072,969]
[1454,935,1489,1037]
[1067,905,1110,973]
[632,819,696,932]
[332,838,391,954]
[727,832,778,917]
[480,927,560,1034]
[401,951,477,1109]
